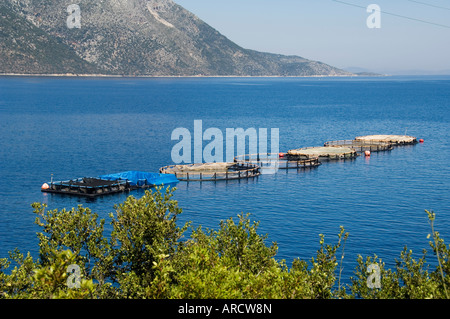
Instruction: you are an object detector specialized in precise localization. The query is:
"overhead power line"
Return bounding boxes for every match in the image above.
[406,0,450,11]
[332,0,450,29]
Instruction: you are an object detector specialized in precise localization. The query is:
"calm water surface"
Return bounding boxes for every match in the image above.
[0,75,449,283]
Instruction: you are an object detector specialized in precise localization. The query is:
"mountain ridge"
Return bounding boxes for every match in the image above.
[0,0,354,77]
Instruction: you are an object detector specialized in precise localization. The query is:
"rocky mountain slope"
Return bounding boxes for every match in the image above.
[1,0,353,76]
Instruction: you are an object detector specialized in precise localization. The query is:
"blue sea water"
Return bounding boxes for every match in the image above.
[0,75,449,284]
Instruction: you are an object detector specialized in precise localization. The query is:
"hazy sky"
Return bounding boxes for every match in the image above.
[175,0,450,74]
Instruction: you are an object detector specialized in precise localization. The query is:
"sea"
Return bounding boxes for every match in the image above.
[0,75,449,285]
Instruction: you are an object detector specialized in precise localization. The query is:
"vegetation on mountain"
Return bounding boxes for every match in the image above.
[0,5,101,74]
[1,0,353,76]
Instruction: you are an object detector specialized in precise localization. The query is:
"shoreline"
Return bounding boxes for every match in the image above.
[0,73,384,79]
[3,73,449,79]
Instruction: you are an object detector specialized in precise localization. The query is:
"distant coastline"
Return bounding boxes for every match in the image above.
[0,73,387,78]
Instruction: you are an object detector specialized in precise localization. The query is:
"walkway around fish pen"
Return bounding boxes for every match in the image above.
[159,162,261,181]
[286,146,359,160]
[42,177,131,198]
[234,153,321,170]
[41,171,179,197]
[355,134,418,145]
[323,139,394,153]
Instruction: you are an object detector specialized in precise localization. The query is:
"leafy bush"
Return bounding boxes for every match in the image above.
[0,188,448,299]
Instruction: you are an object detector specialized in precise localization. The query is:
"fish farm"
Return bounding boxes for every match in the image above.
[41,134,422,193]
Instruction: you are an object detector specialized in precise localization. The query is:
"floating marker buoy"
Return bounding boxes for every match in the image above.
[41,183,49,190]
[279,153,285,158]
[419,139,424,143]
[365,151,371,157]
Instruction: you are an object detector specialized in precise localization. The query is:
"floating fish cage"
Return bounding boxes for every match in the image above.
[355,135,418,145]
[159,162,261,181]
[41,177,131,198]
[286,146,358,160]
[41,133,422,194]
[324,139,394,153]
[233,153,321,170]
[41,171,178,197]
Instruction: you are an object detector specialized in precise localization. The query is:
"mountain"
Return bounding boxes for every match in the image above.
[0,0,353,76]
[0,4,102,74]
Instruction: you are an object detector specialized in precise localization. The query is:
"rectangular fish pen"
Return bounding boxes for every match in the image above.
[41,171,178,197]
[41,177,130,198]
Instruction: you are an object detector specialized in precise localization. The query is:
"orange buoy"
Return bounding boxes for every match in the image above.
[41,183,50,190]
[364,151,371,157]
[279,152,285,158]
[419,139,424,143]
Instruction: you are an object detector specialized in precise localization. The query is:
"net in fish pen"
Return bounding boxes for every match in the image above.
[159,162,261,181]
[323,139,393,153]
[233,153,321,170]
[41,177,130,197]
[355,134,418,145]
[286,146,358,160]
[41,171,178,198]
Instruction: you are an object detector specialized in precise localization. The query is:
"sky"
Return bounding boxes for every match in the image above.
[175,0,450,75]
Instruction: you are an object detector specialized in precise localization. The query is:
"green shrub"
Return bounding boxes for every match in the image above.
[0,188,448,299]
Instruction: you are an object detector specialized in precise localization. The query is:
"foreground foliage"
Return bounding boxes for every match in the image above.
[0,187,448,299]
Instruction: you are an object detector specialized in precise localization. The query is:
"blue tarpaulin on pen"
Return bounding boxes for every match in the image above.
[99,171,178,187]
